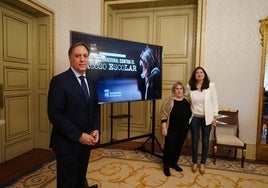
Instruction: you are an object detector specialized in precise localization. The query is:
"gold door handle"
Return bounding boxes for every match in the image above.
[0,83,3,109]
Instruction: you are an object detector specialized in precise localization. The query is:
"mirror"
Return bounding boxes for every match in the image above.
[257,17,268,161]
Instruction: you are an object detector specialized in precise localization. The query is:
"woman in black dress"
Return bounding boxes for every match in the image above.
[160,81,191,176]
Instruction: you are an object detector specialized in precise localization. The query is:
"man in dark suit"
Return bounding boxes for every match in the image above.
[48,42,100,188]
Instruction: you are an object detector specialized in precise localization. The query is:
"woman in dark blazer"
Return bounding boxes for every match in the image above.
[48,42,100,188]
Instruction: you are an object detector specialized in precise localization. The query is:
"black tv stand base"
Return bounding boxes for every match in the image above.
[135,134,163,159]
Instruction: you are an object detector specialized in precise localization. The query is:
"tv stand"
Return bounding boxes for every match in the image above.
[97,102,151,148]
[96,100,163,159]
[109,102,132,141]
[135,100,163,158]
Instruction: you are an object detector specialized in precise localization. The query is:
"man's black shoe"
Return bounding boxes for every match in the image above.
[88,184,98,188]
[170,164,183,172]
[163,166,171,177]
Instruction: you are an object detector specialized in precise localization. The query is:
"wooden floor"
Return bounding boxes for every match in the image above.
[0,141,188,186]
[0,148,55,186]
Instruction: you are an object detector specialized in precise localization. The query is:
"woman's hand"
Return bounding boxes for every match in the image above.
[161,122,168,136]
[161,127,167,136]
[212,118,217,127]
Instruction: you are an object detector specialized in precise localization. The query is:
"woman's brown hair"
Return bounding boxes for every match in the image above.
[188,66,210,91]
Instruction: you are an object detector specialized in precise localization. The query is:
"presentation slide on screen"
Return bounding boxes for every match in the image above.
[71,31,163,104]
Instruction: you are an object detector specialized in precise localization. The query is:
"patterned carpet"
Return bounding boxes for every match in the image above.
[4,148,268,188]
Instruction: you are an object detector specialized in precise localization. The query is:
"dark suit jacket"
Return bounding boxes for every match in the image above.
[47,68,100,161]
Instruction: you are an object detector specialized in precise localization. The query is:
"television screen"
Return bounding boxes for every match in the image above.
[71,31,163,104]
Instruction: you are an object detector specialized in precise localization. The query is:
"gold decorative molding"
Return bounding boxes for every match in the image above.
[257,16,268,161]
[195,0,207,67]
[260,18,268,46]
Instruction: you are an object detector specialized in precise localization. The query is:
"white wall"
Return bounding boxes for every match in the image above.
[38,0,268,158]
[205,0,268,147]
[38,0,101,74]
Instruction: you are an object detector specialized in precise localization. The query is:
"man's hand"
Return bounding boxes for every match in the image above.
[79,131,99,146]
[90,130,99,144]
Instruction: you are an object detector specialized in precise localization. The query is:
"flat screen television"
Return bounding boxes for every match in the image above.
[71,31,163,104]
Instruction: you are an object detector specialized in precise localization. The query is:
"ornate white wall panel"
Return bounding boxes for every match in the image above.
[205,0,268,151]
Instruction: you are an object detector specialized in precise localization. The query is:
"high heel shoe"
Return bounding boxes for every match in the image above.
[199,164,205,174]
[191,163,197,173]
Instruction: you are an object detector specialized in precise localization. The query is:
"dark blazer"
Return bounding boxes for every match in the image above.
[47,68,100,161]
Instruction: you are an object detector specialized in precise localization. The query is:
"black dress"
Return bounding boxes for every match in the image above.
[163,98,191,167]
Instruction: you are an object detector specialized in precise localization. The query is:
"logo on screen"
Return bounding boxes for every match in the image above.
[104,89,110,98]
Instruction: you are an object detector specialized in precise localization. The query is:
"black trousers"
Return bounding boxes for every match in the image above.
[55,148,91,188]
[163,128,189,166]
